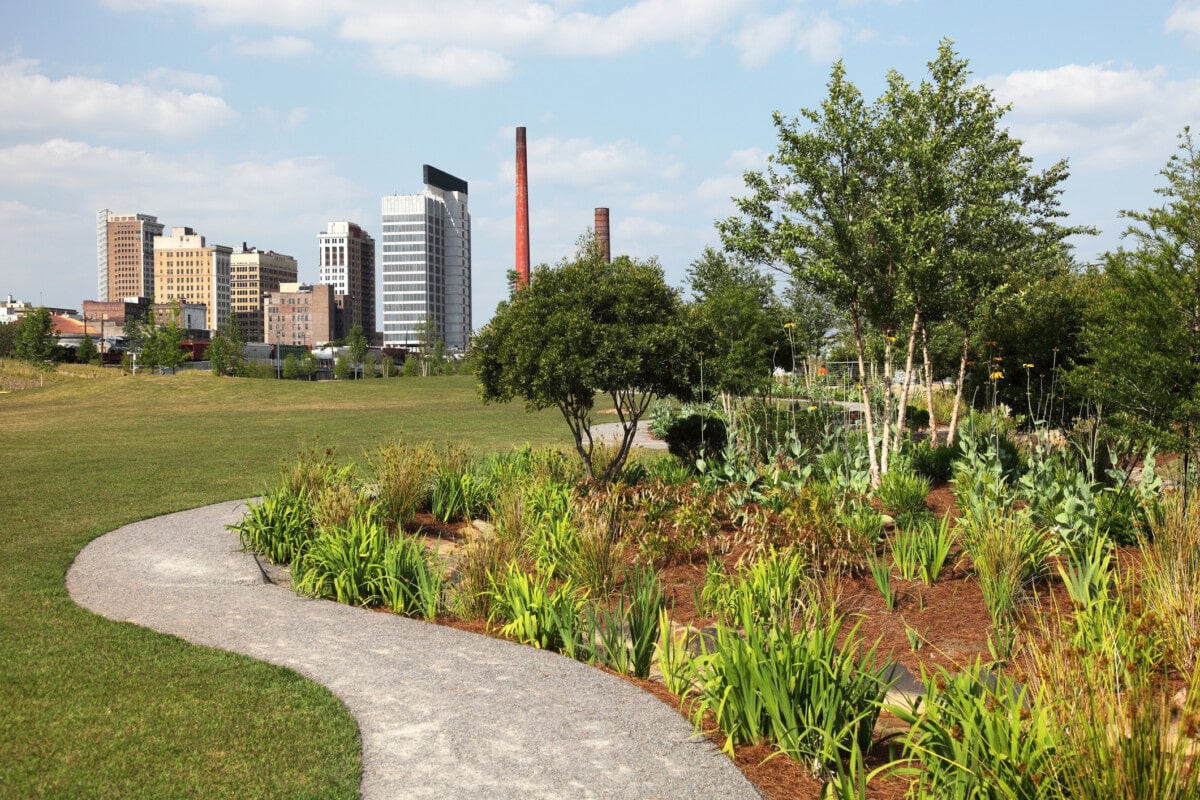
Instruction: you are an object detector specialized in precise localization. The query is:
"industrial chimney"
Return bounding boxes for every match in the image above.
[515,127,531,290]
[594,207,611,263]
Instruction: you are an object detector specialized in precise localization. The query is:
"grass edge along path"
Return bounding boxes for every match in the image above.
[0,369,571,799]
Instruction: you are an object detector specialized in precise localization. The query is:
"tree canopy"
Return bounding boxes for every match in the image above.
[1077,128,1200,493]
[12,307,59,368]
[476,234,695,481]
[719,40,1080,480]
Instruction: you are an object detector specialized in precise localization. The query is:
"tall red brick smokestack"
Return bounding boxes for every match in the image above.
[515,127,531,290]
[594,207,610,263]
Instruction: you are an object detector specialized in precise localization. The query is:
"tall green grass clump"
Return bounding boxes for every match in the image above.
[590,565,666,678]
[688,595,891,777]
[293,511,387,606]
[366,438,436,529]
[1140,492,1200,674]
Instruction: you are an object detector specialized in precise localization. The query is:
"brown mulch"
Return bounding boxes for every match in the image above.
[397,487,1068,800]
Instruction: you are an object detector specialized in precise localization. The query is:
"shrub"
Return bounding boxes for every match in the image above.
[907,438,959,482]
[663,412,727,466]
[590,565,666,678]
[874,467,931,520]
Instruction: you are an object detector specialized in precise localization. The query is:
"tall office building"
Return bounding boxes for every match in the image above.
[381,165,471,351]
[152,226,232,332]
[96,210,163,302]
[318,221,375,339]
[230,244,298,341]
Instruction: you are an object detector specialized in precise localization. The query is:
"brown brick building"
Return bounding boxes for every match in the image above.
[265,283,336,348]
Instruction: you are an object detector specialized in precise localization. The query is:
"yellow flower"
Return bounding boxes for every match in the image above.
[990,370,1004,380]
[808,405,817,412]
[783,321,795,329]
[1022,362,1034,369]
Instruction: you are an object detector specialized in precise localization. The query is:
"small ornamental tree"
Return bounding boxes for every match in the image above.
[13,306,59,368]
[333,353,351,380]
[140,304,186,373]
[282,353,301,380]
[475,233,696,481]
[76,332,98,364]
[346,325,368,379]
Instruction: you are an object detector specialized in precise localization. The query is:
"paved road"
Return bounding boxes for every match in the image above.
[66,501,760,799]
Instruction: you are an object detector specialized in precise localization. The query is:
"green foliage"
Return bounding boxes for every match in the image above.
[565,492,626,597]
[1076,129,1200,479]
[293,511,386,606]
[13,306,59,367]
[893,662,1059,800]
[1141,494,1200,675]
[76,332,98,364]
[229,489,316,565]
[686,246,788,397]
[207,319,245,376]
[365,439,436,530]
[333,353,351,380]
[282,353,301,379]
[487,562,587,654]
[140,305,186,373]
[874,466,930,519]
[958,506,1055,631]
[475,231,696,481]
[865,551,897,611]
[663,411,727,466]
[589,565,666,678]
[688,598,890,775]
[346,325,368,378]
[374,531,444,620]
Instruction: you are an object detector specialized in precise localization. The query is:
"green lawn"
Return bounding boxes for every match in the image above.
[0,367,572,798]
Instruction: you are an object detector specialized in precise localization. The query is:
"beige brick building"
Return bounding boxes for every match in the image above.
[230,244,298,341]
[265,282,335,348]
[96,210,163,302]
[318,221,375,339]
[153,227,232,332]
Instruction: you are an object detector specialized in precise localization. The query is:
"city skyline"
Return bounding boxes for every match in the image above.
[4,2,1200,325]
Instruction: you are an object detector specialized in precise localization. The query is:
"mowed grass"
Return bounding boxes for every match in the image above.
[0,366,572,798]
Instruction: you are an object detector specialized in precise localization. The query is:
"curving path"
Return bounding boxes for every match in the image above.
[66,501,760,800]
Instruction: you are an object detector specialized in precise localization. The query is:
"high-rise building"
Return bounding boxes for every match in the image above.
[230,244,298,341]
[318,221,375,339]
[381,165,471,351]
[152,226,232,332]
[96,210,164,302]
[265,282,336,348]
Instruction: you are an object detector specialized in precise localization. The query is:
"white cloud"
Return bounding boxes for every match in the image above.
[733,9,843,68]
[229,35,317,58]
[138,67,224,93]
[107,0,758,84]
[695,172,747,215]
[0,139,358,224]
[1167,1,1200,42]
[986,63,1200,171]
[725,147,766,170]
[0,59,235,139]
[732,12,799,68]
[373,45,513,87]
[498,134,684,190]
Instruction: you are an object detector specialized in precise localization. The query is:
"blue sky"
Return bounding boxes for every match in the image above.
[3,1,1199,327]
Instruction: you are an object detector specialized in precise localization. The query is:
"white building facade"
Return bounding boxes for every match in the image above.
[317,221,375,339]
[380,165,471,351]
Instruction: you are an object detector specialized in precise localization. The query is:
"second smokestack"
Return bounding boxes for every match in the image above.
[594,207,610,263]
[515,127,531,290]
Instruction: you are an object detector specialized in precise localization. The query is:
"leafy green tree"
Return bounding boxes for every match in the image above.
[476,233,695,481]
[687,247,787,403]
[1077,129,1200,497]
[380,354,396,378]
[206,319,244,376]
[346,325,368,379]
[401,354,420,376]
[122,314,145,356]
[719,42,1080,479]
[76,332,98,364]
[282,354,301,379]
[13,307,59,368]
[140,305,186,373]
[301,351,319,381]
[415,315,439,376]
[333,353,351,380]
[0,321,16,358]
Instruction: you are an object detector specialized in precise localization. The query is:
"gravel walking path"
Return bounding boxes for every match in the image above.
[66,500,759,799]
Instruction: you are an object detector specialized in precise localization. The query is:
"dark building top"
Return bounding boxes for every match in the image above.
[423,165,468,195]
